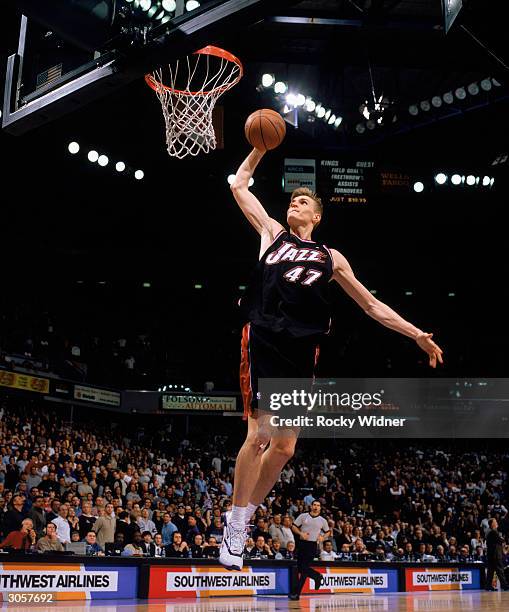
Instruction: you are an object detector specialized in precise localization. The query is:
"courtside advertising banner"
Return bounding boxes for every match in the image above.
[405,567,481,591]
[302,567,398,594]
[148,565,290,598]
[0,564,138,602]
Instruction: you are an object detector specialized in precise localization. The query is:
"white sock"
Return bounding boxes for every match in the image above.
[245,502,258,525]
[229,505,246,528]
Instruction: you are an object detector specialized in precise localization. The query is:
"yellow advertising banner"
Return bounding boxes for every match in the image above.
[0,370,50,394]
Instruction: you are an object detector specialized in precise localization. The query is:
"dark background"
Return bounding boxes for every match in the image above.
[0,0,507,391]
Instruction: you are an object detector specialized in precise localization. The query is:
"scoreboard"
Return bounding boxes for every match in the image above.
[285,158,413,204]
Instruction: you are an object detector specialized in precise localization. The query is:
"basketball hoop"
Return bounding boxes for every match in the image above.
[145,46,243,159]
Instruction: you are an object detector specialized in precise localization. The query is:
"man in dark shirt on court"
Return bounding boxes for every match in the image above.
[486,518,509,591]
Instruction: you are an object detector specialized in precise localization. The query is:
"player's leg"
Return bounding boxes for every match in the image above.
[248,428,298,507]
[232,414,271,506]
[219,414,271,570]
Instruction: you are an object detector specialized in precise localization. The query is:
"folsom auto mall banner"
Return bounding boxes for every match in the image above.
[405,567,482,591]
[0,564,138,602]
[148,565,290,598]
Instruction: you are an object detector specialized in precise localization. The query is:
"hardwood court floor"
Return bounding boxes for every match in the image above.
[2,592,509,611]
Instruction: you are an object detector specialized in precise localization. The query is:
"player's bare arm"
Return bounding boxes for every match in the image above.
[230,147,284,257]
[330,248,444,368]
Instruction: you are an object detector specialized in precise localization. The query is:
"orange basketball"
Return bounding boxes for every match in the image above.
[245,109,286,151]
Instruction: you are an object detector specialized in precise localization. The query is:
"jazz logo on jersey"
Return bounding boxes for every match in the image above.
[266,242,326,265]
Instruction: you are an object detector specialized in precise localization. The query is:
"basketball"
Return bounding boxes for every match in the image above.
[244,109,286,151]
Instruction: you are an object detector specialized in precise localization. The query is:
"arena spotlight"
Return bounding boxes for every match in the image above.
[408,105,419,116]
[186,0,200,10]
[261,73,275,88]
[492,78,502,87]
[480,78,492,91]
[87,150,99,163]
[248,177,254,187]
[405,291,414,296]
[435,173,447,185]
[68,141,80,154]
[413,181,424,193]
[467,82,479,96]
[115,161,126,172]
[466,175,476,185]
[134,170,144,180]
[451,174,462,185]
[274,81,287,94]
[162,0,176,10]
[334,116,343,128]
[328,114,336,125]
[317,107,326,119]
[366,120,376,130]
[97,154,109,167]
[431,96,443,108]
[455,87,467,100]
[285,93,298,107]
[143,282,151,288]
[324,109,331,121]
[420,100,431,112]
[227,174,236,185]
[490,178,495,186]
[139,0,151,11]
[443,92,454,104]
[355,123,366,134]
[305,98,316,112]
[482,176,491,186]
[296,94,306,106]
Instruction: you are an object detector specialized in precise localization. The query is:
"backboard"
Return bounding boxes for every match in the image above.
[2,0,290,135]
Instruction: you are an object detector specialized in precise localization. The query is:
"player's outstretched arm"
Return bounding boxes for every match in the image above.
[230,148,284,238]
[330,248,444,368]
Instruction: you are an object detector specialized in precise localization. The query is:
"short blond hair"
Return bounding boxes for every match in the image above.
[291,187,323,222]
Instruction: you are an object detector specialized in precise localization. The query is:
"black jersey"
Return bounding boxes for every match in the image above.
[240,230,333,337]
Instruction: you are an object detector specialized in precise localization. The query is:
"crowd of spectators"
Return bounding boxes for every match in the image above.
[1,397,508,564]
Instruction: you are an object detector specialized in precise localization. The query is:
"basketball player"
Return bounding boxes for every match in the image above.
[219,147,443,571]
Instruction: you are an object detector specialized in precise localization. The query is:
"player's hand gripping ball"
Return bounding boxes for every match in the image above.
[245,109,286,151]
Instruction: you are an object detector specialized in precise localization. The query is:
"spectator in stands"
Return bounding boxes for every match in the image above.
[105,533,126,556]
[27,495,46,537]
[46,499,61,523]
[167,532,189,558]
[78,501,96,538]
[249,536,274,559]
[283,540,296,559]
[173,505,188,533]
[137,508,157,536]
[161,512,177,546]
[190,534,205,558]
[203,536,220,559]
[0,518,36,551]
[3,494,26,534]
[52,504,71,544]
[206,516,224,545]
[84,531,104,556]
[93,503,116,547]
[320,540,339,561]
[271,539,284,560]
[36,522,64,553]
[153,533,166,557]
[141,531,155,556]
[122,531,144,557]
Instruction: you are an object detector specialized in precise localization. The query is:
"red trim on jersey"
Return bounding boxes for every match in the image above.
[240,323,253,420]
[314,345,320,369]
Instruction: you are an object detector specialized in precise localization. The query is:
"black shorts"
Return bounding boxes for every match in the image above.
[240,323,320,419]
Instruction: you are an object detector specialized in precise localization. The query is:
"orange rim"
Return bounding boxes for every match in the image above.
[145,45,243,96]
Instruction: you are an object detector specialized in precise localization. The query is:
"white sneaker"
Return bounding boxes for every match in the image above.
[219,520,247,571]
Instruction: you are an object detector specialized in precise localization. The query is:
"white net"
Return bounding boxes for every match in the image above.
[148,48,242,159]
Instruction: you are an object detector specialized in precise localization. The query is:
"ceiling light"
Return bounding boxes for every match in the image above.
[261,73,275,87]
